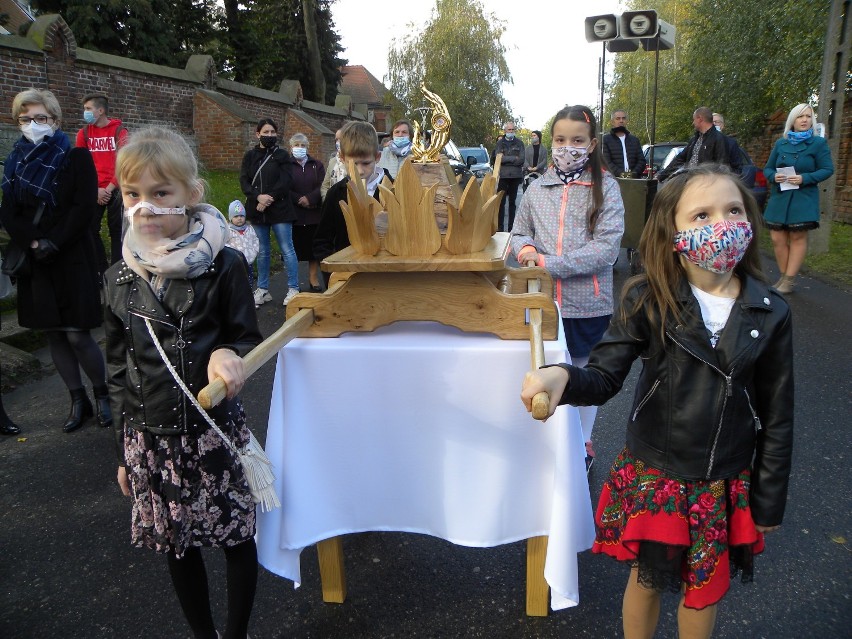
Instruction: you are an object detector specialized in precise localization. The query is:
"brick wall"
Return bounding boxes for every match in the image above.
[0,14,359,173]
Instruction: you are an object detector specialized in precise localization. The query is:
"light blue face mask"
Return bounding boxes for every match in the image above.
[393,136,410,148]
[83,111,97,124]
[505,132,516,140]
[291,146,308,159]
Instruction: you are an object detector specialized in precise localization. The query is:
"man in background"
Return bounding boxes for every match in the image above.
[713,112,743,177]
[76,93,129,271]
[601,109,646,178]
[657,107,730,181]
[493,121,525,232]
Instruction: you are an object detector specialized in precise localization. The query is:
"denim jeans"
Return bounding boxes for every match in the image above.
[254,222,299,291]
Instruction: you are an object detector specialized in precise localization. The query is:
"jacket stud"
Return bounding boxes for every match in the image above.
[763,297,770,305]
[750,330,759,338]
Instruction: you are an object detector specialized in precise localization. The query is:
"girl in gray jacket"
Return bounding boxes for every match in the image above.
[511,105,624,472]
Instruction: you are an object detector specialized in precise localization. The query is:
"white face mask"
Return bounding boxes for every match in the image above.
[551,144,591,173]
[125,201,187,218]
[20,121,54,145]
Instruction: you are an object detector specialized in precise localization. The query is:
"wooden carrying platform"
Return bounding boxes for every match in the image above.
[281,229,558,616]
[199,155,560,615]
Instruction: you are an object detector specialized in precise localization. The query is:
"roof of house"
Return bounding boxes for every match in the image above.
[0,0,34,35]
[338,65,390,107]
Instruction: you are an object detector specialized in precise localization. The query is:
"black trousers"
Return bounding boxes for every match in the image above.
[91,190,124,273]
[497,177,522,232]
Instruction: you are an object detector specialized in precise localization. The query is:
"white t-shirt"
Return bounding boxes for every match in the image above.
[689,283,736,348]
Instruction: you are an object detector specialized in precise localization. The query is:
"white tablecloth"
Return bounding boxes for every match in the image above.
[256,320,595,610]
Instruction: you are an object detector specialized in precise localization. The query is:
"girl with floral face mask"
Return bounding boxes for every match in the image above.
[511,105,625,474]
[521,164,794,639]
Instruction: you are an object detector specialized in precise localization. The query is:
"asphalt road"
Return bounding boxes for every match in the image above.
[0,252,850,639]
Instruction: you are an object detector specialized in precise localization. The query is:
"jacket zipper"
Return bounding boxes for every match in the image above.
[743,388,763,433]
[631,379,660,421]
[131,311,187,432]
[666,331,733,478]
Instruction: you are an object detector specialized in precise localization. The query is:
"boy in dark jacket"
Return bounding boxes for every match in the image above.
[313,121,392,285]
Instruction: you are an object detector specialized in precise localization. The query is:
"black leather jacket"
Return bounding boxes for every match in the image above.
[558,274,793,526]
[104,248,262,463]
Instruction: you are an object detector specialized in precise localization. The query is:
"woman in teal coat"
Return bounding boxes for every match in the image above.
[763,103,834,293]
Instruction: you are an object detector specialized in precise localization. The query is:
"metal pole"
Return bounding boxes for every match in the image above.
[648,36,660,179]
[600,42,606,124]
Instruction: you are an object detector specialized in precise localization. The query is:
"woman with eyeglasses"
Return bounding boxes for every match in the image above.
[1,88,110,434]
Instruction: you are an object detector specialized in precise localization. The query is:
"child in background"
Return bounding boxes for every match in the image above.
[226,199,259,292]
[521,164,793,639]
[105,127,262,639]
[313,121,392,285]
[511,105,625,473]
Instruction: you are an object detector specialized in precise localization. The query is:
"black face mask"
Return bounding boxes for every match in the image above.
[611,126,628,134]
[259,135,278,148]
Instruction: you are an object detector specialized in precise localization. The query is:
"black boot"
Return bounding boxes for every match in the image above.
[0,368,21,435]
[63,388,93,433]
[93,388,113,428]
[0,406,21,436]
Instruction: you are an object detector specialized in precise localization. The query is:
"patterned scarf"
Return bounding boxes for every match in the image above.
[122,204,229,298]
[554,165,586,184]
[330,154,348,185]
[1,130,71,207]
[389,141,411,158]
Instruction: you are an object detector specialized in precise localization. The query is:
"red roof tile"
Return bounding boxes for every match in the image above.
[339,65,390,107]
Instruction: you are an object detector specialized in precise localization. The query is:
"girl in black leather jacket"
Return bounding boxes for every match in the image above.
[105,128,262,639]
[522,164,793,639]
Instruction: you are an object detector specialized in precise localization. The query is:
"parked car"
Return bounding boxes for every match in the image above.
[441,139,474,187]
[642,141,686,178]
[457,146,493,180]
[656,144,768,209]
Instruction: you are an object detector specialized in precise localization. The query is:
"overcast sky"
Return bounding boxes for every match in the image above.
[331,0,624,131]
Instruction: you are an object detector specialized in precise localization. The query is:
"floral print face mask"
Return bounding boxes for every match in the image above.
[673,220,753,274]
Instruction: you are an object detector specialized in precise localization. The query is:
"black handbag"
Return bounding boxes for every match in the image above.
[1,201,46,278]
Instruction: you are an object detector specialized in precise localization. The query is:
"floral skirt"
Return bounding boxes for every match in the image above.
[592,448,764,609]
[124,403,257,558]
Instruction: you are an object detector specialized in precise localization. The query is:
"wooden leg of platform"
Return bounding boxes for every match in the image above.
[317,537,347,603]
[526,536,549,616]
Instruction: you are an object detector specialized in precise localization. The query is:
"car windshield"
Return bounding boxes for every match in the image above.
[460,148,489,164]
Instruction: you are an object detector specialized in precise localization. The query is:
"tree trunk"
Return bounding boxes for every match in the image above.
[223,0,249,83]
[301,0,326,103]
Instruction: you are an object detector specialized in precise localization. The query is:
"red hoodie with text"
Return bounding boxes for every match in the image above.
[75,118,129,189]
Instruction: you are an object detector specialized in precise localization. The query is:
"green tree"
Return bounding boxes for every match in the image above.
[386,0,513,147]
[605,0,831,144]
[223,0,345,103]
[31,0,222,67]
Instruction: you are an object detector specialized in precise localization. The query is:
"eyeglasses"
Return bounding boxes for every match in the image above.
[17,114,54,125]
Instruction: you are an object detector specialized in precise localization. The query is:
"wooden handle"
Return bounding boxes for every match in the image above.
[493,152,503,182]
[197,308,315,409]
[526,260,550,419]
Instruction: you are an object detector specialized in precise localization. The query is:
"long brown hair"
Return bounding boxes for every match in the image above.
[550,105,604,233]
[620,164,766,340]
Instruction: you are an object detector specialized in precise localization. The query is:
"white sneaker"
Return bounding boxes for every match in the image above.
[253,288,272,306]
[282,288,300,306]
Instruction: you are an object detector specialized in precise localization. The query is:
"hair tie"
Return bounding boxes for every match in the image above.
[583,111,590,124]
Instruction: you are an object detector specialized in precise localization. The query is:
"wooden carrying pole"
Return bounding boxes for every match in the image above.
[526,261,550,420]
[198,308,315,409]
